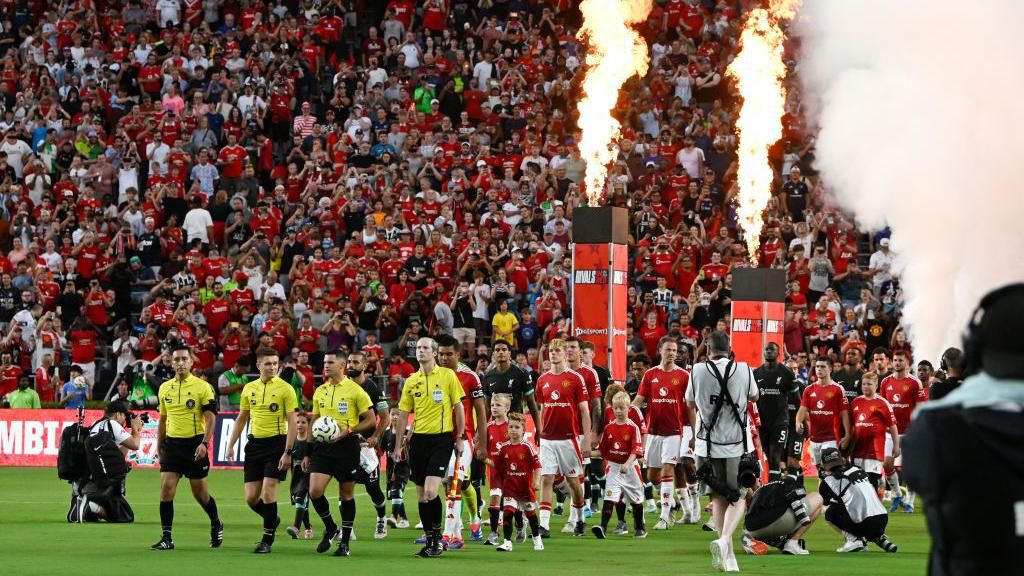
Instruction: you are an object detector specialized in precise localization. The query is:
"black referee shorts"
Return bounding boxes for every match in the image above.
[244,435,288,483]
[409,433,454,487]
[160,435,210,480]
[309,435,361,482]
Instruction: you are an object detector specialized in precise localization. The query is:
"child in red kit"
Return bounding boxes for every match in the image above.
[594,391,647,539]
[492,412,544,552]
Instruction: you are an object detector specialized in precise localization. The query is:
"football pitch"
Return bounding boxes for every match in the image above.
[0,467,929,575]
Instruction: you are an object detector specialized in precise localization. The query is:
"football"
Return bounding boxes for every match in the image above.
[311,416,340,443]
[73,376,88,389]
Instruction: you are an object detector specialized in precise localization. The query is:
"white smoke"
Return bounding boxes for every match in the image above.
[794,0,1024,361]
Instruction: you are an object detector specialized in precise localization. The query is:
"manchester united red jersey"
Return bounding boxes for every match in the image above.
[599,420,644,465]
[800,382,848,443]
[487,419,510,460]
[536,369,588,440]
[880,374,921,433]
[638,365,690,435]
[454,364,484,437]
[494,440,541,500]
[604,405,648,436]
[572,364,601,401]
[851,395,894,461]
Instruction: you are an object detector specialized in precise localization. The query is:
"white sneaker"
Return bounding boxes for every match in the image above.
[560,522,574,534]
[533,536,544,551]
[496,540,513,552]
[613,521,629,535]
[724,555,740,572]
[703,520,719,534]
[782,539,809,555]
[349,528,356,541]
[837,538,867,553]
[654,519,670,530]
[375,519,388,540]
[396,519,410,529]
[415,521,423,530]
[710,538,727,571]
[689,497,702,524]
[645,500,658,514]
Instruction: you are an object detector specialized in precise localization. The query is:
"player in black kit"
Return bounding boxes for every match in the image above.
[753,343,799,482]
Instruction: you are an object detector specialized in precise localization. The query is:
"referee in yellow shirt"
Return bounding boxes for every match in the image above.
[153,342,223,551]
[226,347,298,554]
[304,348,376,557]
[392,337,466,558]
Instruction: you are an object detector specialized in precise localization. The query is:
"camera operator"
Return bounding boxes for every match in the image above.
[74,401,145,523]
[818,447,897,554]
[903,285,1024,575]
[742,472,823,555]
[686,331,759,573]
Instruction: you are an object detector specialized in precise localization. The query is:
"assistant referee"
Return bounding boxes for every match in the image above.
[226,347,298,554]
[392,337,466,558]
[153,341,223,551]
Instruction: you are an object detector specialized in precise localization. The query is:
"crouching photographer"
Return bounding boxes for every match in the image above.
[818,447,897,554]
[686,331,760,572]
[69,401,146,523]
[742,473,823,555]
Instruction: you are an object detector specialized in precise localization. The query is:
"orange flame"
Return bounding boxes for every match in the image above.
[577,0,653,205]
[727,0,801,262]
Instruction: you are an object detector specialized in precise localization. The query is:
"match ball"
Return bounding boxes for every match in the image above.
[311,416,340,443]
[73,376,87,389]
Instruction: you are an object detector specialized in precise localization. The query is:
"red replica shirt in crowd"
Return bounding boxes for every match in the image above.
[455,364,484,438]
[879,374,922,433]
[851,395,895,461]
[800,382,848,443]
[487,419,510,460]
[203,297,231,337]
[70,330,98,364]
[35,367,55,403]
[638,364,689,435]
[637,323,668,359]
[535,369,588,440]
[218,145,247,178]
[0,364,22,397]
[493,440,541,501]
[599,420,644,465]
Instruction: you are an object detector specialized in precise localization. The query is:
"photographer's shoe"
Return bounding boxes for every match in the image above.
[210,521,224,548]
[836,538,867,553]
[253,542,272,554]
[781,539,808,555]
[151,537,174,551]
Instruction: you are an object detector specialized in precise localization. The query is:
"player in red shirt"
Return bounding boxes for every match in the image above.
[879,349,922,512]
[436,335,487,548]
[851,372,899,489]
[491,413,545,552]
[633,337,691,528]
[795,359,852,471]
[484,393,511,544]
[535,339,591,537]
[593,390,647,539]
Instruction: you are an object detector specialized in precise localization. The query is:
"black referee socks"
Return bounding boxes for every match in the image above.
[201,496,220,525]
[249,499,266,518]
[340,499,356,544]
[263,501,278,532]
[311,496,338,534]
[160,501,174,538]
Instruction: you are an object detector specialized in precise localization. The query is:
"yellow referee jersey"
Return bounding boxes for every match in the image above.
[312,378,372,431]
[399,365,465,434]
[240,376,299,438]
[159,374,217,438]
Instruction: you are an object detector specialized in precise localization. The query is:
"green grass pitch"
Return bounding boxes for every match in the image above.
[0,467,929,575]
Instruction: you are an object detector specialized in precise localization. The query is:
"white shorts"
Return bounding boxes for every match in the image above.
[540,438,583,477]
[446,438,469,481]
[605,462,645,505]
[644,434,681,468]
[502,497,538,512]
[679,426,694,460]
[853,458,883,475]
[809,440,838,465]
[884,435,903,467]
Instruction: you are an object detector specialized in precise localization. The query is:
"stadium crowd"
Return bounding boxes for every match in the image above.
[0,0,932,417]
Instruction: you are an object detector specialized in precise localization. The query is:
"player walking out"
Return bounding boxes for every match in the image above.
[850,373,900,489]
[306,350,376,557]
[795,360,852,473]
[152,342,223,550]
[484,394,511,544]
[880,350,922,512]
[753,343,799,481]
[633,338,690,529]
[535,339,591,537]
[226,347,298,553]
[392,337,466,558]
[286,412,314,539]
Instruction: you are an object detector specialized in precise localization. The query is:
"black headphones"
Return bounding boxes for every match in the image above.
[961,283,1024,376]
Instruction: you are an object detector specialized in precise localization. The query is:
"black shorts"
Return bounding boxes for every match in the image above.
[470,458,485,484]
[786,426,803,460]
[355,460,381,485]
[244,435,288,483]
[825,505,887,540]
[760,420,789,456]
[290,471,310,506]
[309,435,361,482]
[409,433,454,486]
[160,435,210,479]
